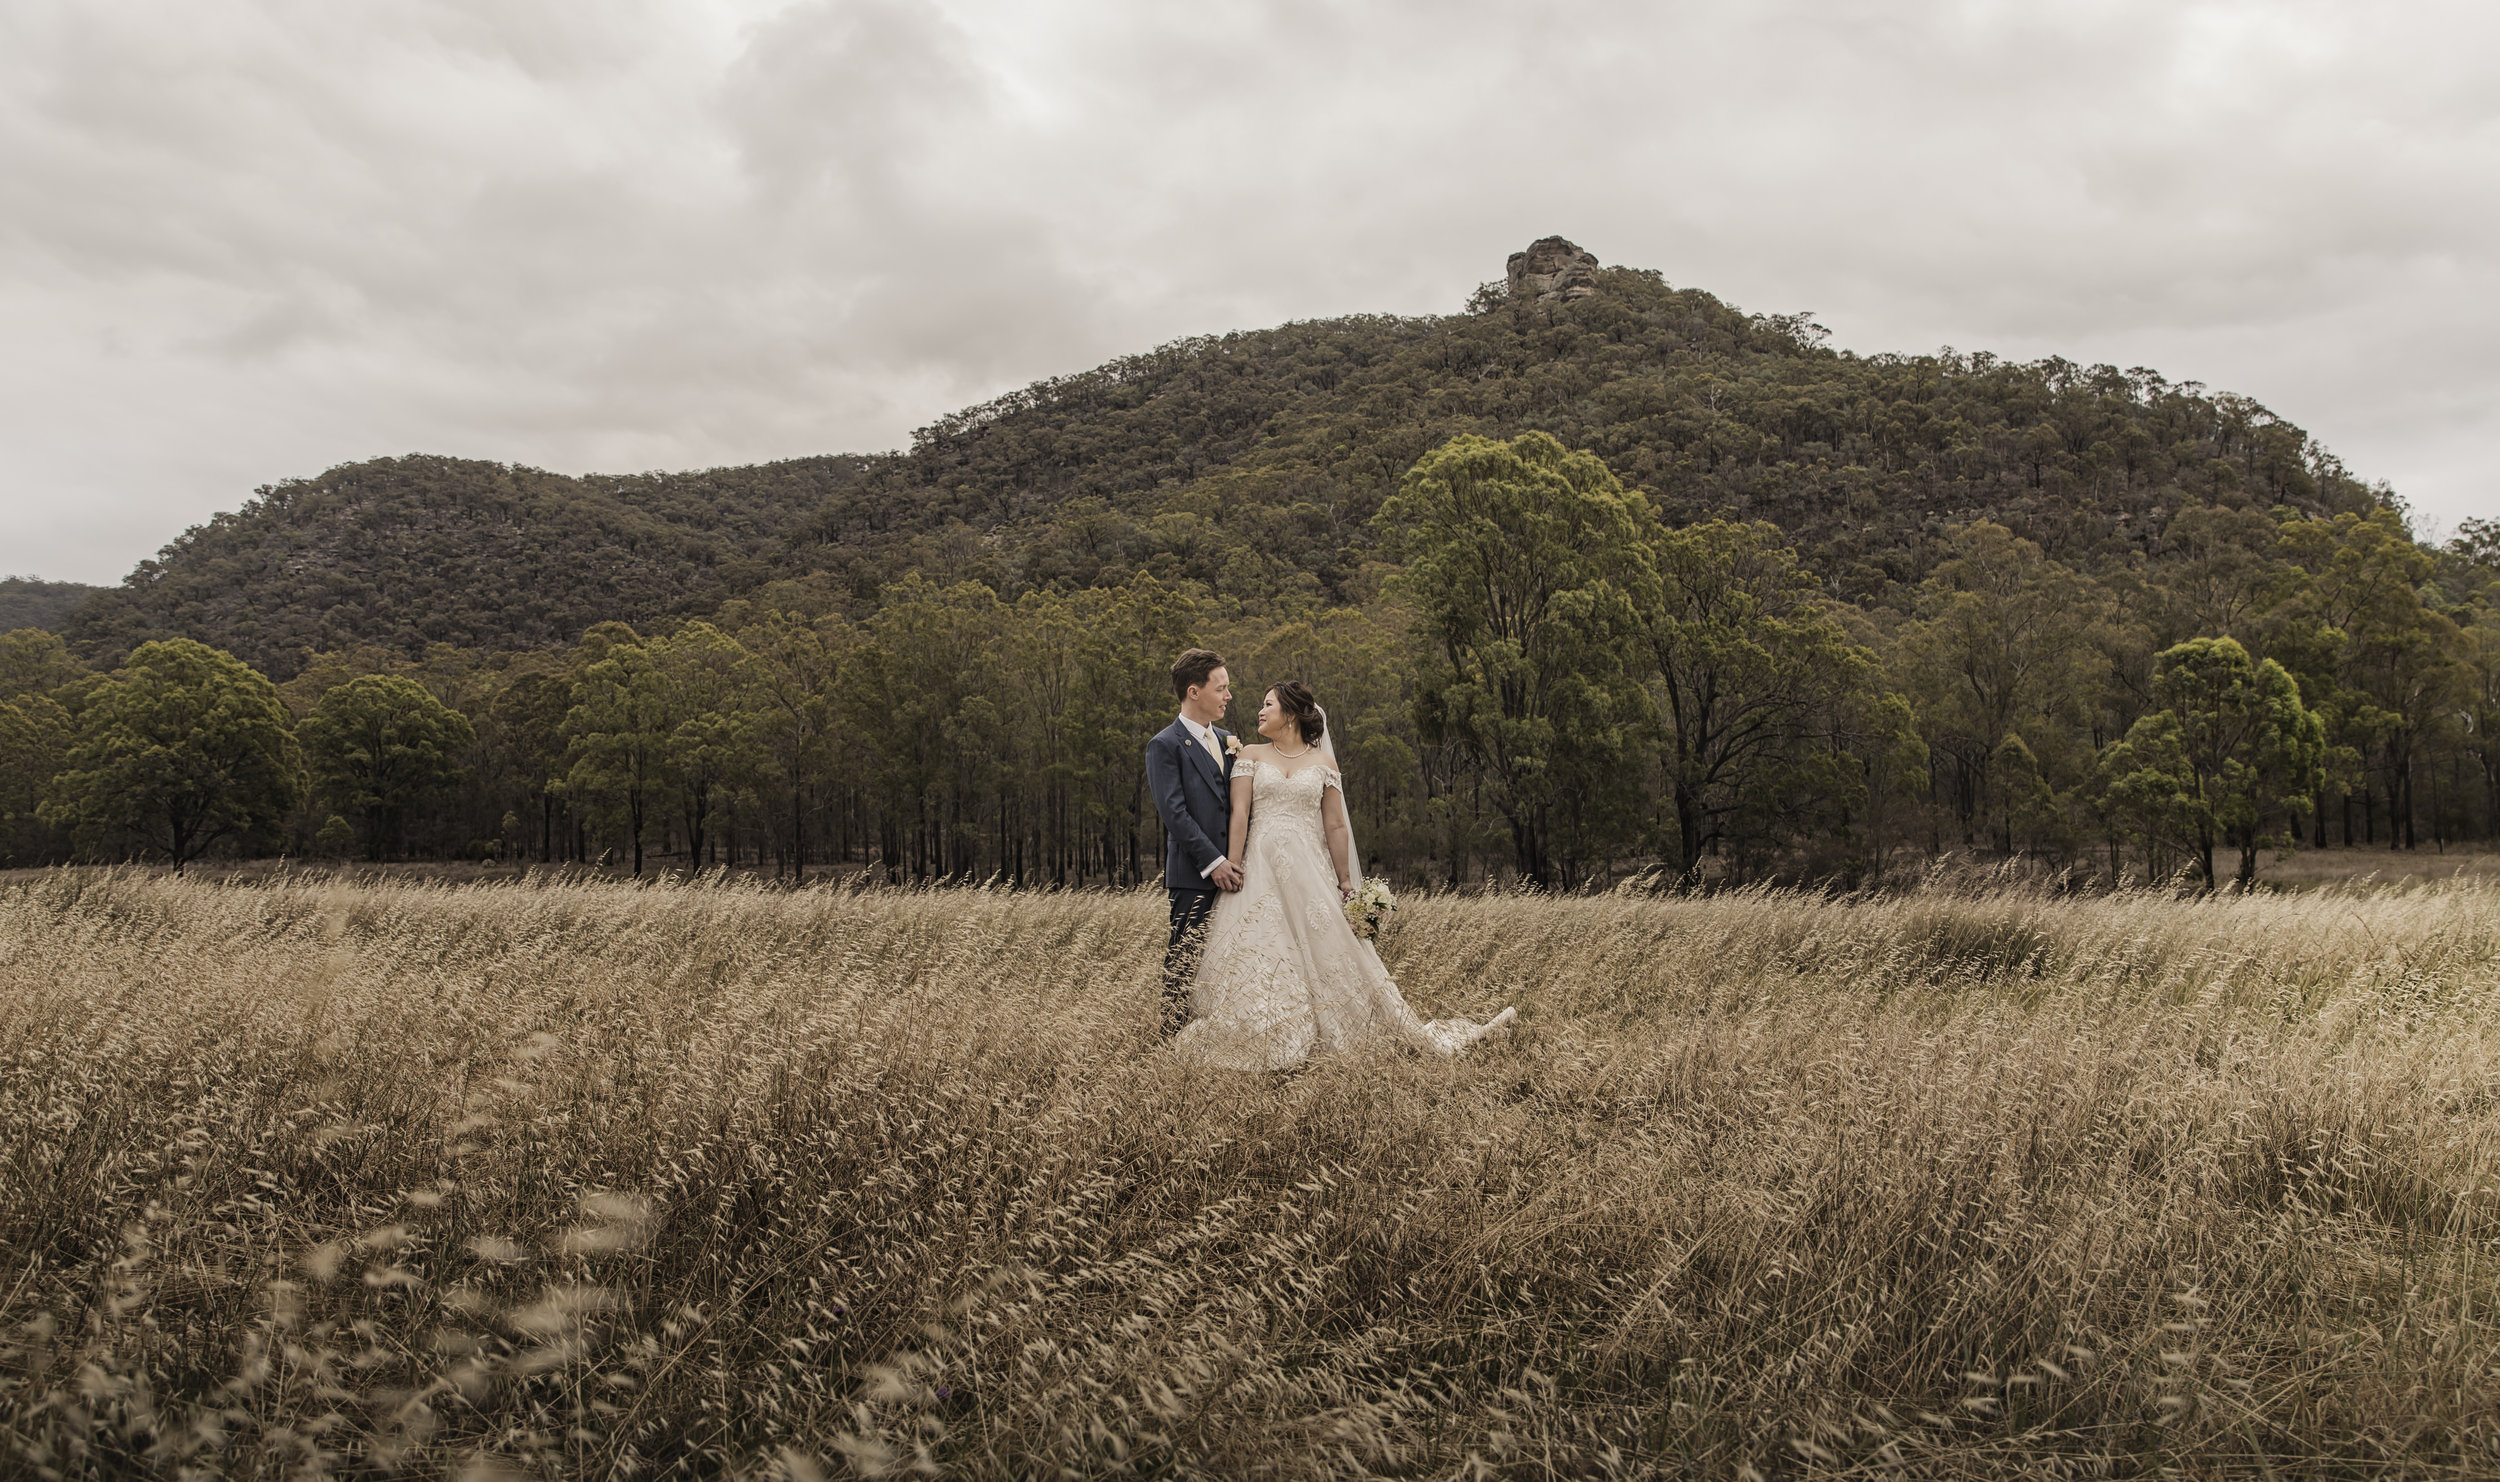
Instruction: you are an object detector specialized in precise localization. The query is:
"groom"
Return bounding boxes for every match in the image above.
[1145,648,1243,1039]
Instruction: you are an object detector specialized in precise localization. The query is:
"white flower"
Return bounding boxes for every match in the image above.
[1343,878,1398,940]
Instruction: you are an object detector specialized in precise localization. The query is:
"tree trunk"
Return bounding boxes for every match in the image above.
[1508,812,1537,886]
[2401,756,2417,849]
[1674,779,1705,880]
[629,788,644,876]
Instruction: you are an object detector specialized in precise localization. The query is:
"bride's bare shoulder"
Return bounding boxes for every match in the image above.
[1240,741,1276,754]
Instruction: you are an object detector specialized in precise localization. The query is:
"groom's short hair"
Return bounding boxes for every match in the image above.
[1171,648,1225,701]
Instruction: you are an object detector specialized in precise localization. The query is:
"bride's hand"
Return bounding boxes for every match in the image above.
[1338,879,1355,902]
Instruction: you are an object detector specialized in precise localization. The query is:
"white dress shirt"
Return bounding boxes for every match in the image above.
[1179,713,1228,877]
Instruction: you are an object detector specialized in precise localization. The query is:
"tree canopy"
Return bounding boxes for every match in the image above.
[1377,432,1647,883]
[41,638,305,870]
[299,674,477,860]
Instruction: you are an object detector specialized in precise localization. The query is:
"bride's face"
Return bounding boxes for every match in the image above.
[1256,689,1288,743]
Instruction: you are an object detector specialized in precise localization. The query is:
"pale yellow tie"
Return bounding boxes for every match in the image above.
[1199,727,1225,774]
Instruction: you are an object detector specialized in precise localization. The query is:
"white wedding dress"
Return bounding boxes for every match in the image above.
[1173,756,1515,1071]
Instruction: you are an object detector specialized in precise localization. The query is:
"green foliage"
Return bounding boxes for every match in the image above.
[0,631,91,866]
[1377,432,1648,883]
[2271,509,2470,849]
[1890,522,2122,855]
[64,456,868,679]
[652,623,764,867]
[562,624,673,876]
[0,695,71,865]
[59,262,2381,679]
[0,629,89,701]
[8,254,2491,882]
[2094,638,2323,887]
[2449,517,2500,572]
[298,674,478,861]
[0,577,101,633]
[1632,519,1890,872]
[722,608,854,878]
[41,639,305,870]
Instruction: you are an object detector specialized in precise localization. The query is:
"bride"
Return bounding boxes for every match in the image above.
[1173,680,1516,1071]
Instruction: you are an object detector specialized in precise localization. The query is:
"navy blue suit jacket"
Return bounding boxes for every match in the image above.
[1146,718,1237,891]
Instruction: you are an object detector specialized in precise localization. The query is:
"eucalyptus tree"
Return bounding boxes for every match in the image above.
[845,576,1010,879]
[1376,431,1648,884]
[1890,522,2117,849]
[298,673,476,860]
[0,628,86,702]
[0,693,70,865]
[2276,509,2468,847]
[1629,518,1885,874]
[564,623,671,875]
[2094,637,2323,888]
[733,608,857,879]
[0,629,84,865]
[42,638,304,872]
[653,622,764,868]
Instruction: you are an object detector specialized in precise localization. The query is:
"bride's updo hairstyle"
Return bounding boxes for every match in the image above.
[1269,681,1325,745]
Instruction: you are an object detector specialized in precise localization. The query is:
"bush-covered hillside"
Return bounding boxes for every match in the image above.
[0,578,101,633]
[64,456,867,678]
[810,269,2377,608]
[60,245,2378,676]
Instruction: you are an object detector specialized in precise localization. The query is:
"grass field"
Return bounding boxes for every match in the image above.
[3,870,2498,1479]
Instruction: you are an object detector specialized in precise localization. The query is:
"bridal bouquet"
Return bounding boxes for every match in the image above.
[1344,878,1397,940]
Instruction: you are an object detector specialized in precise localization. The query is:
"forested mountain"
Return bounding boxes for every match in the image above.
[63,455,868,678]
[15,239,2490,890]
[0,578,100,633]
[58,239,2376,676]
[807,268,2376,609]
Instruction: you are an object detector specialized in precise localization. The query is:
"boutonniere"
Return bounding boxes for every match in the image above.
[1223,734,1243,757]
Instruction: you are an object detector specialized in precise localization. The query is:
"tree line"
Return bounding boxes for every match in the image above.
[5,433,2494,889]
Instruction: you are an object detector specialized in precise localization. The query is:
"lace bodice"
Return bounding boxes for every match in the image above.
[1232,756,1340,830]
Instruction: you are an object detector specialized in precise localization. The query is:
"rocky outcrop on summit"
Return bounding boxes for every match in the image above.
[1506,237,1600,303]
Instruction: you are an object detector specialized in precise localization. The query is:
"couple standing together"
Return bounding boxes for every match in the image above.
[1145,648,1515,1071]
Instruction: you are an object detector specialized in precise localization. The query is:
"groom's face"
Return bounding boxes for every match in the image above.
[1187,666,1232,725]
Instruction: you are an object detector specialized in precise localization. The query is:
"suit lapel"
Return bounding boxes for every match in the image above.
[1177,721,1223,789]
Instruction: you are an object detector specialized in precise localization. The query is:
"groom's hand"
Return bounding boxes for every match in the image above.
[1213,861,1245,892]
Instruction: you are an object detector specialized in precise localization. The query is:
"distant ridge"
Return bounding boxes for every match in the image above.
[61,238,2381,677]
[65,455,866,678]
[0,577,102,633]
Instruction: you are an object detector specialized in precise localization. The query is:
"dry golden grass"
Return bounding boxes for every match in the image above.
[3,870,2498,1479]
[2242,844,2500,891]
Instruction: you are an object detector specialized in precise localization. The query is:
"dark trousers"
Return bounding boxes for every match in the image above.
[1162,888,1218,1039]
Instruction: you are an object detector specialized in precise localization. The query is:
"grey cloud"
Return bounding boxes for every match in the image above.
[1,0,2494,583]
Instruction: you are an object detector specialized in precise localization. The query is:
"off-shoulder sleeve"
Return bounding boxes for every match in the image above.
[1320,766,1344,792]
[1230,755,1257,779]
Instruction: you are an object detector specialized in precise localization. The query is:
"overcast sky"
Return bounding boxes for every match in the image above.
[4,0,2496,585]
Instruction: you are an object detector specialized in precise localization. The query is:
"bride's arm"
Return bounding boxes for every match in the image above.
[1227,770,1252,867]
[1321,785,1354,899]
